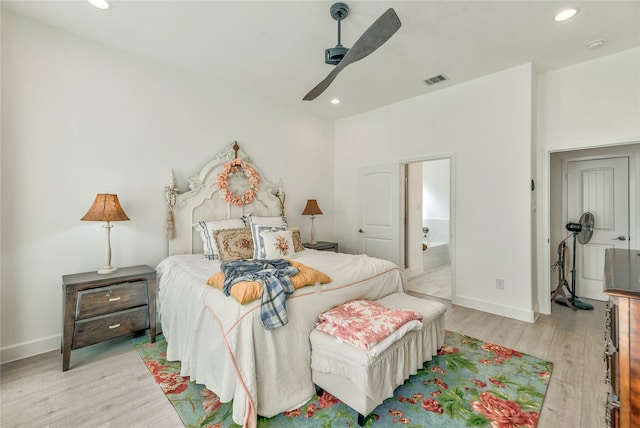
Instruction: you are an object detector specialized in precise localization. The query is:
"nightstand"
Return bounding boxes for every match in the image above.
[61,265,156,371]
[303,241,339,252]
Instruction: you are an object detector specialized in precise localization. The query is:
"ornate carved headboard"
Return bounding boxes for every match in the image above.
[164,142,283,255]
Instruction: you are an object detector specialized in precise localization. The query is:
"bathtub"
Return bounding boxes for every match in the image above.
[423,241,450,270]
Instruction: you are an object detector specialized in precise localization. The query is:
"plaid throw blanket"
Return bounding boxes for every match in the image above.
[220,259,300,330]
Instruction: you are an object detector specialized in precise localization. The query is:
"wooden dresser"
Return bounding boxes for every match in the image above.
[62,265,156,371]
[603,248,640,428]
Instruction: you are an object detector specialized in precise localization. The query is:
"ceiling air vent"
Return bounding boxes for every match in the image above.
[423,74,448,86]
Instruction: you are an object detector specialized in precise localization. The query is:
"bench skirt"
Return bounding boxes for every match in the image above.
[310,293,447,418]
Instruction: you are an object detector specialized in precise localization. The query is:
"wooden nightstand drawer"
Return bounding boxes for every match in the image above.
[76,281,148,320]
[73,306,149,349]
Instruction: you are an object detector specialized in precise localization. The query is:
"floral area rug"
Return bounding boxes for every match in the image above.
[132,330,552,427]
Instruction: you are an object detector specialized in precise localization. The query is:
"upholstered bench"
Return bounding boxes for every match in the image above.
[310,293,447,426]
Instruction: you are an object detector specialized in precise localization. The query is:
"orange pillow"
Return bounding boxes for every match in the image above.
[207,260,331,304]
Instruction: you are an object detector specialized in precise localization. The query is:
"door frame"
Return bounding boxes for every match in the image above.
[562,154,631,300]
[541,143,639,314]
[400,153,457,303]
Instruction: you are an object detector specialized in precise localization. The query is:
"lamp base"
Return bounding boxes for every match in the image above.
[98,266,117,275]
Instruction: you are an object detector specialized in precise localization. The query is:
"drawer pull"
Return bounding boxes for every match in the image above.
[108,323,121,329]
[604,343,617,357]
[108,296,121,302]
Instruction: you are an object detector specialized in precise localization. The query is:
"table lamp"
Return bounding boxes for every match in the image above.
[81,193,130,274]
[301,199,323,244]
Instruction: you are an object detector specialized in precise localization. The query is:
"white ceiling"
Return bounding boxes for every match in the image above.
[3,0,639,120]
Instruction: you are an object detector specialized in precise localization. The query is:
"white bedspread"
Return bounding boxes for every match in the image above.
[156,249,406,427]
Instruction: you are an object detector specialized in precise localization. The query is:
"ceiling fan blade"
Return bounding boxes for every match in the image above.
[340,8,401,67]
[303,8,401,101]
[303,66,342,101]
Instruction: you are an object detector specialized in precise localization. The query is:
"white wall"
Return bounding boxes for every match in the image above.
[422,158,450,245]
[335,64,535,322]
[536,47,640,314]
[0,12,334,363]
[423,159,450,221]
[537,48,640,150]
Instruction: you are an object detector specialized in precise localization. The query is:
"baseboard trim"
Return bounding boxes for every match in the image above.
[531,300,541,322]
[0,334,60,365]
[455,295,535,323]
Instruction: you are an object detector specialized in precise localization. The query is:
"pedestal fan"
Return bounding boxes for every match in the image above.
[555,211,595,310]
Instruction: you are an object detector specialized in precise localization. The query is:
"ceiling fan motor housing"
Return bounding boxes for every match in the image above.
[325,46,349,65]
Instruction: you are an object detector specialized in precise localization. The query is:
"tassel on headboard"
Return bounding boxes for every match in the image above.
[166,210,175,240]
[165,170,178,240]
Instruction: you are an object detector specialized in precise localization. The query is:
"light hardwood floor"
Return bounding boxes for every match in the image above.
[1,298,607,428]
[407,264,452,300]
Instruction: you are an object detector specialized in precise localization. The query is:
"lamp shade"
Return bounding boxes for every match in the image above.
[301,199,323,216]
[81,194,130,222]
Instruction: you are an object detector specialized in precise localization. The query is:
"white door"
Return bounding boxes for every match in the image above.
[565,156,630,301]
[359,164,401,265]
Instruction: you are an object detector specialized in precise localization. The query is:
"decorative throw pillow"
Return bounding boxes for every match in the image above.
[261,230,296,259]
[193,219,246,260]
[250,223,287,259]
[245,214,285,227]
[213,228,254,261]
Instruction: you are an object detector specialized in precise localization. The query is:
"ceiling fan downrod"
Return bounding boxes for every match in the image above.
[325,3,350,65]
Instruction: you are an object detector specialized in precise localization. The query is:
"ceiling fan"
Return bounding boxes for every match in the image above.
[303,3,401,101]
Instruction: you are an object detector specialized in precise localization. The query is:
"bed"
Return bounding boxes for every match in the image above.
[157,143,408,427]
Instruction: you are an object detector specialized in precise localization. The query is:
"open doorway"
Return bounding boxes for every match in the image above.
[405,158,453,300]
[548,143,638,309]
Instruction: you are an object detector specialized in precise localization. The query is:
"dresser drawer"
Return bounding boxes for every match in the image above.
[72,306,149,349]
[605,300,620,396]
[76,281,148,320]
[606,391,620,428]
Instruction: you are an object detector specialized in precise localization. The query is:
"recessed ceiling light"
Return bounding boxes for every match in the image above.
[331,98,341,105]
[88,0,112,10]
[554,8,578,22]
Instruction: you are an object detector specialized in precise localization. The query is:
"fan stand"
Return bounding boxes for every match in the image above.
[555,231,594,311]
[550,240,577,310]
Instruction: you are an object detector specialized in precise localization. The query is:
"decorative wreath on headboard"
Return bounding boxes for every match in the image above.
[216,158,261,207]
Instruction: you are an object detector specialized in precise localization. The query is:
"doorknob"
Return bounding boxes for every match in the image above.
[359,229,364,233]
[612,236,627,241]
